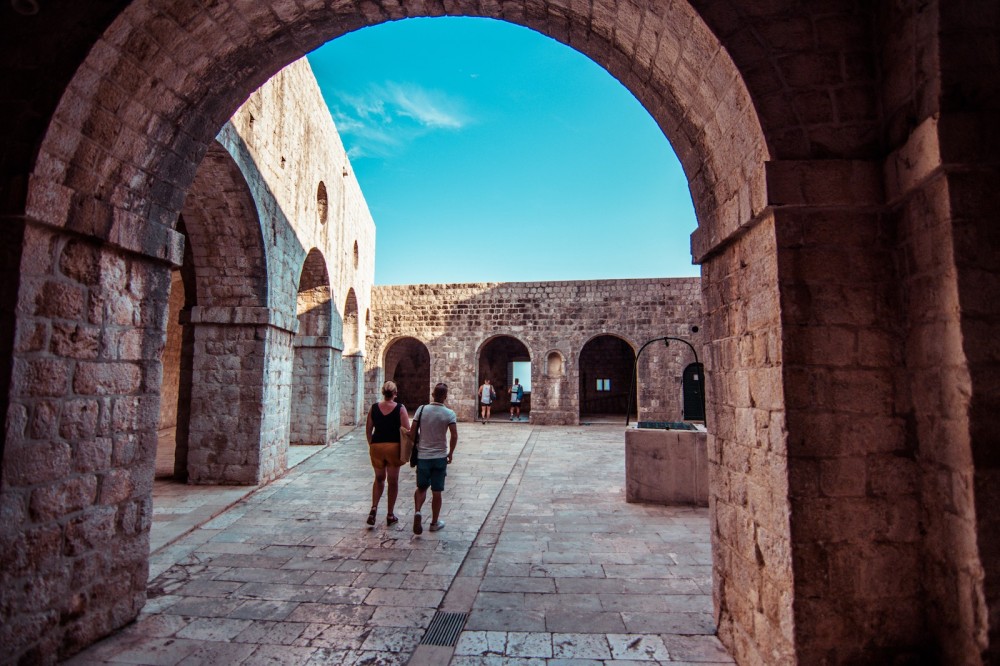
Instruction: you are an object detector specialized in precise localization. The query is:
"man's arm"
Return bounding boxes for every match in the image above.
[447,422,458,463]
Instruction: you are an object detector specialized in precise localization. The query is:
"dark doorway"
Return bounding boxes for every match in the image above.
[478,335,531,418]
[156,217,196,481]
[683,362,706,421]
[384,337,431,413]
[579,335,636,419]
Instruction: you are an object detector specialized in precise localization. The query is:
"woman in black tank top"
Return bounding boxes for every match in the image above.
[364,381,411,527]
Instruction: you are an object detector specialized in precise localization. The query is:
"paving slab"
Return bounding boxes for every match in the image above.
[66,424,732,664]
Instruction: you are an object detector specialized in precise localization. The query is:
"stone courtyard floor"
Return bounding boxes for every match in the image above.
[66,424,732,665]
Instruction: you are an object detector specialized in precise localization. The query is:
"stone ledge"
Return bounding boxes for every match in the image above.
[182,306,298,333]
[625,427,709,506]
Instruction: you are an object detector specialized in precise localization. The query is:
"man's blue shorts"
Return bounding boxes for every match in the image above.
[416,457,447,492]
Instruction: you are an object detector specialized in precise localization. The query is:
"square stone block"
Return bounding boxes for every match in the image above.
[625,427,708,506]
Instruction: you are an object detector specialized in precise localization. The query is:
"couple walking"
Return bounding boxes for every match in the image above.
[365,380,457,534]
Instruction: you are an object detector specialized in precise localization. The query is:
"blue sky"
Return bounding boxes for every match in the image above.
[307,17,699,285]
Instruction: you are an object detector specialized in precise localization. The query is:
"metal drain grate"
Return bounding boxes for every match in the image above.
[420,611,468,646]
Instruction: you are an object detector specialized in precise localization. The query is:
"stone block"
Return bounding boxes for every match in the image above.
[625,427,709,506]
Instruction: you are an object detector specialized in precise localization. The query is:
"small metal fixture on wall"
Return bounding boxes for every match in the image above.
[625,327,705,427]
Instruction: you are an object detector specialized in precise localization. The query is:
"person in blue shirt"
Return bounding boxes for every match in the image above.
[509,378,524,421]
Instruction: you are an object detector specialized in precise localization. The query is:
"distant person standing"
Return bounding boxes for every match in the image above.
[509,378,524,421]
[409,382,457,534]
[478,378,496,423]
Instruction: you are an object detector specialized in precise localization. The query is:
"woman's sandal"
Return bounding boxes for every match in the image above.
[386,514,399,526]
[366,507,377,526]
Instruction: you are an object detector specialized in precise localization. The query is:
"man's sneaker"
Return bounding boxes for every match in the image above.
[413,514,423,535]
[429,520,445,532]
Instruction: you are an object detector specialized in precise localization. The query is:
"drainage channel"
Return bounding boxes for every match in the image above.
[407,428,540,664]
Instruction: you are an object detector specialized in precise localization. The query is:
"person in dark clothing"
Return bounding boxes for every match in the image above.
[365,380,412,527]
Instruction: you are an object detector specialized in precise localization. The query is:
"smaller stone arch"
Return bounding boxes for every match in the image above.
[578,334,637,421]
[296,249,332,337]
[384,336,431,413]
[343,288,359,354]
[478,334,532,418]
[339,288,364,426]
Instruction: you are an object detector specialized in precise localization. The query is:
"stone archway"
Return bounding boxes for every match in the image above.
[384,337,431,413]
[578,334,636,421]
[340,288,364,426]
[290,248,337,445]
[6,1,995,663]
[155,216,196,480]
[478,335,531,419]
[169,141,283,486]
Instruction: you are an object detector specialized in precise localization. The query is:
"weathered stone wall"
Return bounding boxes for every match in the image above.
[366,279,705,425]
[1,226,165,660]
[0,58,377,659]
[880,2,1000,662]
[162,58,376,482]
[701,216,794,665]
[4,1,999,663]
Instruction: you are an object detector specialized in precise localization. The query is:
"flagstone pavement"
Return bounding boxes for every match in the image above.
[66,424,733,665]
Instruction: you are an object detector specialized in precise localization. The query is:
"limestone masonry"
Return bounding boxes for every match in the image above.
[2,2,998,665]
[367,279,704,425]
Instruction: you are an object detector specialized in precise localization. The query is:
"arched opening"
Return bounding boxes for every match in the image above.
[160,142,269,486]
[290,249,335,446]
[340,288,363,427]
[384,337,430,413]
[343,288,359,354]
[478,335,531,420]
[578,335,636,422]
[12,0,814,663]
[154,217,196,481]
[317,181,329,225]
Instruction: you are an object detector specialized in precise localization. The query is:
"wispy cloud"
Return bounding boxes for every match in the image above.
[330,82,470,159]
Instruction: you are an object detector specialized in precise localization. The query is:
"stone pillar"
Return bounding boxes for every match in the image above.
[339,352,363,427]
[289,336,337,445]
[184,306,294,485]
[697,211,796,665]
[771,160,922,662]
[1,223,175,661]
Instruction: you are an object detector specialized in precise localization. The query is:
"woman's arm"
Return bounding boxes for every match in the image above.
[400,405,411,431]
[365,408,374,445]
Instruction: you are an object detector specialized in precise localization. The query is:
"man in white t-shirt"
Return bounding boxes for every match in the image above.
[409,382,458,534]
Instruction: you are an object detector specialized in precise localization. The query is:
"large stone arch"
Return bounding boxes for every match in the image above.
[290,248,338,445]
[180,142,269,309]
[2,1,995,664]
[578,333,637,420]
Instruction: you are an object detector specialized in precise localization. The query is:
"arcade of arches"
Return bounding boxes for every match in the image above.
[1,2,998,664]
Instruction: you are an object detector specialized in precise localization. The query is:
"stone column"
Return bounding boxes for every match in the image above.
[771,160,920,662]
[339,351,363,427]
[184,306,295,485]
[1,223,177,660]
[289,336,338,445]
